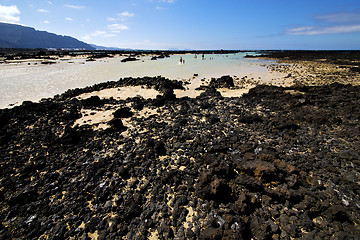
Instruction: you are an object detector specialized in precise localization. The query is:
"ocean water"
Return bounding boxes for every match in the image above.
[0,52,283,108]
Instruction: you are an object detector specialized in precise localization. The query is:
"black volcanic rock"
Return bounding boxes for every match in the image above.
[1,76,360,239]
[209,75,235,88]
[81,96,104,108]
[121,57,138,62]
[113,107,133,118]
[0,22,95,49]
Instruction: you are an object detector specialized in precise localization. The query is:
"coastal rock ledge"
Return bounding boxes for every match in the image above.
[0,76,360,239]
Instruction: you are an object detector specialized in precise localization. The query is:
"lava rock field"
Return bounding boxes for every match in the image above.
[1,76,360,239]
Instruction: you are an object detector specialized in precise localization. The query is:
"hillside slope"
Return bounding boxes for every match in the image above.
[0,23,95,50]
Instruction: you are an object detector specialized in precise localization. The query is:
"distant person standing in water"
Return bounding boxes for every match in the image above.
[180,57,183,64]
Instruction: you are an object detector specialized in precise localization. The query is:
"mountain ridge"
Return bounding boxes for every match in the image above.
[0,22,95,50]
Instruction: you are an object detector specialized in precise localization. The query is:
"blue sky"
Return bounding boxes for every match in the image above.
[0,0,360,50]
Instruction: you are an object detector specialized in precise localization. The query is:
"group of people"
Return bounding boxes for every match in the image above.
[195,54,206,60]
[179,57,185,64]
[180,53,210,64]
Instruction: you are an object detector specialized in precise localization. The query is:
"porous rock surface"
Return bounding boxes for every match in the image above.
[0,76,360,239]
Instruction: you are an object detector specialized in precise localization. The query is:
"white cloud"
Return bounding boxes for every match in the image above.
[82,30,116,41]
[159,0,175,3]
[286,26,316,34]
[286,9,360,36]
[286,24,360,35]
[317,9,360,23]
[64,4,85,9]
[48,1,53,4]
[120,11,134,17]
[65,17,73,21]
[107,17,117,22]
[107,11,134,22]
[38,9,49,13]
[107,23,129,31]
[0,4,21,23]
[156,6,168,10]
[43,20,50,24]
[90,30,107,36]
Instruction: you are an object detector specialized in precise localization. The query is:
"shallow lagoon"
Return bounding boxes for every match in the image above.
[0,52,284,108]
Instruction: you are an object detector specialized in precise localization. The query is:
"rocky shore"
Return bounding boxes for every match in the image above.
[0,49,240,65]
[254,50,360,87]
[1,52,360,239]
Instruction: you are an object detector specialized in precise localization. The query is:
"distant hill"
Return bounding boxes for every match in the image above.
[0,22,95,50]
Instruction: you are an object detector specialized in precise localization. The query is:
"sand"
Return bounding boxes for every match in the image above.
[77,86,160,100]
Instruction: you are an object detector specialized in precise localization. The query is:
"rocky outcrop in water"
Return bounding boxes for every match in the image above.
[121,57,138,63]
[0,77,359,239]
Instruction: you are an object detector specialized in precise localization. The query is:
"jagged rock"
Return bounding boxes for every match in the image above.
[81,96,103,108]
[121,57,138,62]
[113,107,133,118]
[1,76,360,239]
[198,87,223,99]
[209,75,234,88]
[109,118,126,131]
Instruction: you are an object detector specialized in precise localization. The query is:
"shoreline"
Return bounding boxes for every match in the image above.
[0,52,287,109]
[0,49,241,64]
[2,50,359,109]
[253,50,360,86]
